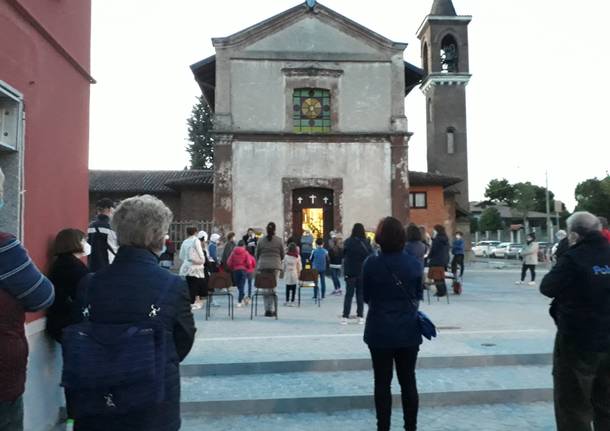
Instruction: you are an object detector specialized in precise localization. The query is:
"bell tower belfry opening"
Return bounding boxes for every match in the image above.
[417,0,472,210]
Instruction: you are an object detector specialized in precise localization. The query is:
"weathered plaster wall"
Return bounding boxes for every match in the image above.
[230,60,392,133]
[232,141,391,237]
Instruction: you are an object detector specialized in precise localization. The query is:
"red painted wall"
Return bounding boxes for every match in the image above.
[0,1,92,321]
[409,185,451,235]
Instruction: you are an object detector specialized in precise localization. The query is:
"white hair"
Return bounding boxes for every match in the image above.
[566,211,602,236]
[111,195,173,251]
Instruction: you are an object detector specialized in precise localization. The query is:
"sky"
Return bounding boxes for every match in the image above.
[89,0,610,211]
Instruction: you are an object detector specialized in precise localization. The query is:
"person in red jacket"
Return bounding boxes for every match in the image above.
[599,217,610,243]
[227,240,255,307]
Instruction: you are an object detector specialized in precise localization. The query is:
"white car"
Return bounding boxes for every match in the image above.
[490,242,512,258]
[472,241,502,257]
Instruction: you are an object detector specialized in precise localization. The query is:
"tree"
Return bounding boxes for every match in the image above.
[186,96,214,169]
[513,182,555,214]
[575,176,610,219]
[513,182,538,231]
[484,179,515,206]
[470,216,479,234]
[479,207,503,232]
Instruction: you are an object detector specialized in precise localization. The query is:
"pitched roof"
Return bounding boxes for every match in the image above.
[430,0,457,16]
[469,202,549,220]
[89,170,213,193]
[408,171,462,187]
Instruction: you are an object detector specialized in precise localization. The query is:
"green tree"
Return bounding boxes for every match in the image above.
[470,216,479,234]
[513,182,538,231]
[484,179,515,206]
[186,96,214,169]
[575,176,610,219]
[513,182,555,214]
[479,207,503,232]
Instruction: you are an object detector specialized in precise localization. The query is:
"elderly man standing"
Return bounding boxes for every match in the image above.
[540,211,610,431]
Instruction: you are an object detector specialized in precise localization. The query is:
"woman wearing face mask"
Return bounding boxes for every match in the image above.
[516,233,539,286]
[428,225,450,297]
[46,229,91,343]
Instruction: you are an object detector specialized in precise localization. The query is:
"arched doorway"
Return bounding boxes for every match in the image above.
[292,188,334,240]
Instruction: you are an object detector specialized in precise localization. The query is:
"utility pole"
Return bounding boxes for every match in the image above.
[545,171,553,242]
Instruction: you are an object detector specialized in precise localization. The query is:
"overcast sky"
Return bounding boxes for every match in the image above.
[89,0,609,210]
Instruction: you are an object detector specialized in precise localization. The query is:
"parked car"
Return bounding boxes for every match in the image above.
[490,243,523,259]
[490,242,511,258]
[472,241,502,257]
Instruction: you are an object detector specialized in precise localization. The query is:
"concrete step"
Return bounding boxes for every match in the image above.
[180,364,553,415]
[180,402,556,431]
[181,353,551,377]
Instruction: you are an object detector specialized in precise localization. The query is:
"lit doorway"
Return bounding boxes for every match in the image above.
[302,208,324,240]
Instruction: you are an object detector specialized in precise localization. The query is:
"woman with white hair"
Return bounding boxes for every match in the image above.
[70,195,195,430]
[179,227,208,310]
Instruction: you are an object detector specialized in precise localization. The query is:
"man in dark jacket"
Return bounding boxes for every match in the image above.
[0,168,55,430]
[87,198,118,272]
[341,223,373,324]
[540,211,610,431]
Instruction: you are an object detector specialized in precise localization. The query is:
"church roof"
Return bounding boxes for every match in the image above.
[89,170,213,194]
[430,0,457,16]
[409,171,462,188]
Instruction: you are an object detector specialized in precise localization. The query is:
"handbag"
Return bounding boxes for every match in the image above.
[380,258,437,341]
[188,244,205,265]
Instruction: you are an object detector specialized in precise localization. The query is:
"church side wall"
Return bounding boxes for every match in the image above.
[231,141,392,237]
[230,61,393,133]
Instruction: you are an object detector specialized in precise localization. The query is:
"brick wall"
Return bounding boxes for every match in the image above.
[408,185,455,236]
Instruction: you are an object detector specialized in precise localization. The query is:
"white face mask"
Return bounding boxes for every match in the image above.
[82,241,92,257]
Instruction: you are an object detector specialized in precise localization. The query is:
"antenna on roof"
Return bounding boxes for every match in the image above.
[306,0,316,10]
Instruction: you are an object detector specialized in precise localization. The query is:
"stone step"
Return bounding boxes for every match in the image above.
[180,402,556,431]
[181,353,552,377]
[180,364,553,415]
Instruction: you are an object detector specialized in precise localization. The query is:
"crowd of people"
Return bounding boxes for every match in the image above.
[0,166,609,430]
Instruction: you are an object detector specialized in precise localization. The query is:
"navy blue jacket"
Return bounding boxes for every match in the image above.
[363,251,423,349]
[429,233,450,267]
[74,247,196,431]
[541,232,610,352]
[343,236,373,278]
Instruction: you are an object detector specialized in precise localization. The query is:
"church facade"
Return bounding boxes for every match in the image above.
[191,0,471,239]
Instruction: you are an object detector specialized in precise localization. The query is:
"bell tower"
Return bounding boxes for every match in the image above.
[418,0,472,210]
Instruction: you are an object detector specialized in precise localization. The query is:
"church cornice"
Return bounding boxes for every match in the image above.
[420,73,471,94]
[281,67,344,78]
[416,15,472,38]
[211,131,412,143]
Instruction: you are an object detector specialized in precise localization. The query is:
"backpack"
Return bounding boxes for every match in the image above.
[60,274,172,418]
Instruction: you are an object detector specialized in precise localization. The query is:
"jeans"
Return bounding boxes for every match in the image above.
[343,276,364,318]
[451,254,464,278]
[314,270,327,299]
[553,333,610,431]
[0,396,23,431]
[329,267,341,290]
[521,264,536,281]
[369,347,419,431]
[233,270,246,303]
[301,252,310,268]
[286,284,296,302]
[246,272,253,297]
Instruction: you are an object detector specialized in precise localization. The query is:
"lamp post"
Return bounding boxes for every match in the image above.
[545,171,553,242]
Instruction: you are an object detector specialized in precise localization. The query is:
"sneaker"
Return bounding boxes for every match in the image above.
[340,317,348,325]
[236,302,243,308]
[528,281,536,286]
[358,317,365,325]
[515,281,524,285]
[191,303,202,310]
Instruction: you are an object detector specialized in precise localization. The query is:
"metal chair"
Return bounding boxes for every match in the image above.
[298,268,320,307]
[206,272,234,320]
[251,272,278,320]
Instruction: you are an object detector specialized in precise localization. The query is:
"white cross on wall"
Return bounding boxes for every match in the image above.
[297,197,303,204]
[323,197,329,204]
[309,195,317,204]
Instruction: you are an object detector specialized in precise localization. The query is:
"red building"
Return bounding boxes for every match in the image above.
[0,1,92,429]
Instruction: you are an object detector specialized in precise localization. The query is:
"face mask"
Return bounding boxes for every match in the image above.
[456,235,462,239]
[82,241,92,257]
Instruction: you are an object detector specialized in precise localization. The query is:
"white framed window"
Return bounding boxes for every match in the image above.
[0,80,24,238]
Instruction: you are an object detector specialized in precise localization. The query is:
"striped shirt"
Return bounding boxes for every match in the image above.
[0,232,54,311]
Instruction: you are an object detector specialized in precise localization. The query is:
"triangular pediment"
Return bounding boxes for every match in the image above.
[212,2,406,54]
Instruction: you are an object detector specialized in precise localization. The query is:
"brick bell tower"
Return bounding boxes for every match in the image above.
[417,0,472,210]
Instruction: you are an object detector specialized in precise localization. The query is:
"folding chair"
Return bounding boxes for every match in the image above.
[206,272,234,320]
[251,272,278,320]
[424,267,450,304]
[298,268,320,307]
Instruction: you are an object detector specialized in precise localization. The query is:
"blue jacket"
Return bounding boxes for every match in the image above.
[363,251,423,349]
[452,238,465,255]
[310,247,328,272]
[343,236,373,278]
[74,247,195,431]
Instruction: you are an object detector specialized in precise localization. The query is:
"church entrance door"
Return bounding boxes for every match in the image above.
[292,188,334,241]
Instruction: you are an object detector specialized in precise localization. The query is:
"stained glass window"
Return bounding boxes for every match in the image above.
[293,88,331,133]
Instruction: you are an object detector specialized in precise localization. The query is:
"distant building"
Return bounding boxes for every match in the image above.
[470,202,552,243]
[0,1,93,429]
